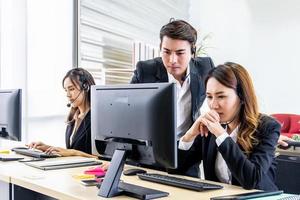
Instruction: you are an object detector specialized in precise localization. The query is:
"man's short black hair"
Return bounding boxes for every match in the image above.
[160,18,197,53]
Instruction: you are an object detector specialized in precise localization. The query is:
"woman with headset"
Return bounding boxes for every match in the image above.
[178,62,280,191]
[28,68,97,158]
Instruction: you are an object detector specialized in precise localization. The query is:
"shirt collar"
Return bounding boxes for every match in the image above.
[167,64,190,85]
[74,108,90,121]
[226,125,239,142]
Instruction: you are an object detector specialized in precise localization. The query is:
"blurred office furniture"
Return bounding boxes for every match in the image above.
[271,113,300,138]
[276,154,300,194]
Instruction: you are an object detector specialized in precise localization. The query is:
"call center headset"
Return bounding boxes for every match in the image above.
[176,19,197,58]
[162,18,198,58]
[66,69,90,107]
[78,70,90,92]
[179,19,197,57]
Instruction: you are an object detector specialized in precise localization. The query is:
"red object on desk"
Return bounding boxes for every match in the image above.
[84,166,106,177]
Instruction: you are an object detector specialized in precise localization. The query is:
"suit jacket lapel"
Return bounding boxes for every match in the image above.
[206,135,217,163]
[70,112,90,148]
[155,58,168,82]
[203,134,218,181]
[65,124,73,149]
[189,60,201,121]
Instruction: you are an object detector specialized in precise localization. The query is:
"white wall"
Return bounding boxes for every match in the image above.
[189,0,300,114]
[0,0,27,89]
[26,0,73,147]
[0,0,27,142]
[0,0,73,147]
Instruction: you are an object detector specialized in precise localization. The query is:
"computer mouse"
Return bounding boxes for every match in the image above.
[285,140,300,147]
[278,140,300,149]
[123,168,147,176]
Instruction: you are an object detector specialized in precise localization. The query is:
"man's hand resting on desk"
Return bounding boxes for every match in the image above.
[27,141,51,152]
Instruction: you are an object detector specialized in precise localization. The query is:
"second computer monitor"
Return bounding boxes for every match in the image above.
[91,83,177,169]
[0,89,22,141]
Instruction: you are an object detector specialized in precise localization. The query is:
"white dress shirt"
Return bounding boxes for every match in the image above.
[167,66,192,138]
[179,126,239,184]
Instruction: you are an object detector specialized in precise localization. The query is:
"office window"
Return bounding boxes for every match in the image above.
[0,0,73,146]
[78,0,190,84]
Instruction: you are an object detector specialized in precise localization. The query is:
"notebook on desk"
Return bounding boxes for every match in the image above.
[24,156,102,170]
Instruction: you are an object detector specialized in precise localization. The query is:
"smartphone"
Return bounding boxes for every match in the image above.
[80,178,103,186]
[19,158,45,162]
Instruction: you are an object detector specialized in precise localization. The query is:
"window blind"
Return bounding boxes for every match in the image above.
[78,0,189,84]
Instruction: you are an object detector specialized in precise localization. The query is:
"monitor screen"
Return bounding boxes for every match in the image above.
[0,89,22,141]
[91,83,177,198]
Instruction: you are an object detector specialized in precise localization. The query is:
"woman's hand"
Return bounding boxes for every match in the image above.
[278,135,294,147]
[182,110,220,142]
[182,110,225,142]
[201,110,225,137]
[100,162,110,171]
[181,116,206,142]
[44,146,70,157]
[26,141,51,152]
[44,146,101,159]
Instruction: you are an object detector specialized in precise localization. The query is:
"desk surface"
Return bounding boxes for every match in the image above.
[277,146,300,156]
[0,157,256,200]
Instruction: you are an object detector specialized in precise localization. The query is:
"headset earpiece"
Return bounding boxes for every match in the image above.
[82,83,89,91]
[191,46,196,55]
[77,70,89,91]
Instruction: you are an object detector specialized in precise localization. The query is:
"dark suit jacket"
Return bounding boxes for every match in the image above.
[131,57,214,177]
[65,111,92,154]
[131,57,214,122]
[178,114,280,191]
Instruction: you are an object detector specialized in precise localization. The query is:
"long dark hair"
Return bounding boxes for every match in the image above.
[62,68,95,123]
[205,62,260,154]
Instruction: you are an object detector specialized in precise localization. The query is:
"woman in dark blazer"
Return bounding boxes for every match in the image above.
[179,62,280,191]
[28,68,96,158]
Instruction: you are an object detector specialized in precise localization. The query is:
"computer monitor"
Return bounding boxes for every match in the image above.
[91,83,177,198]
[0,89,22,141]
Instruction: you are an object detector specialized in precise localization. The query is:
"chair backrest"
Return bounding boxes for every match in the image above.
[271,114,292,133]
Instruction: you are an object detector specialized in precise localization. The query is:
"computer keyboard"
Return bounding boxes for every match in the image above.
[12,147,59,158]
[138,173,223,191]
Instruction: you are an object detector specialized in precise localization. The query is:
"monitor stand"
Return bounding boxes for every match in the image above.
[98,149,169,199]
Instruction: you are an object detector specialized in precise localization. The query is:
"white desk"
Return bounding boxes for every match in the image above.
[0,157,257,200]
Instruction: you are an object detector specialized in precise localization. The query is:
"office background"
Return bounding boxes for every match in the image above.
[0,0,299,148]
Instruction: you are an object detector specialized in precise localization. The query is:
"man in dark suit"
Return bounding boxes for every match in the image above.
[131,19,214,177]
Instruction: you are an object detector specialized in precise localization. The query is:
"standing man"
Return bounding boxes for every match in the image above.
[131,19,214,177]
